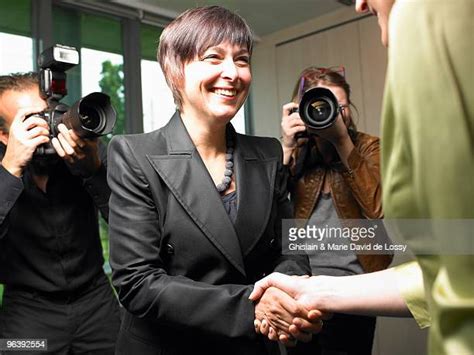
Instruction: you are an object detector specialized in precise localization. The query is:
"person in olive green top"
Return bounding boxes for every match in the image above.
[250,0,473,354]
[380,0,473,353]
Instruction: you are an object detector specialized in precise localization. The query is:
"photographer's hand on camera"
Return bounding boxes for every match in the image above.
[281,102,306,165]
[51,123,101,178]
[1,107,49,177]
[312,114,355,169]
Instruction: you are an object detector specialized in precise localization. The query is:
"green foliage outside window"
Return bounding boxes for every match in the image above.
[100,60,125,145]
[99,60,125,274]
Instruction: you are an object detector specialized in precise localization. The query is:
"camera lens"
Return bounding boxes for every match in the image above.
[79,103,105,132]
[61,92,116,138]
[299,87,339,130]
[308,99,332,122]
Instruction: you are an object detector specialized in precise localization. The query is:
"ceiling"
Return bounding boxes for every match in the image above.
[108,0,348,37]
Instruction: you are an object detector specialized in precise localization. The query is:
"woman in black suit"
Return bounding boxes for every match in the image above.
[107,6,313,355]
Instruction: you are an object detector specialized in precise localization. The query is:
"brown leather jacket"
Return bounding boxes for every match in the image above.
[289,132,393,273]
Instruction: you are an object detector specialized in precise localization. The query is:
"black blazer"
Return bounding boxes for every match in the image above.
[108,112,310,355]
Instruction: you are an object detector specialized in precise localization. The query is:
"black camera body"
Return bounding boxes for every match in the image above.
[35,44,116,155]
[292,87,341,137]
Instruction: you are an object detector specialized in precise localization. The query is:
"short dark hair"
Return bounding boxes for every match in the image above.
[158,6,253,110]
[0,72,39,96]
[0,72,39,133]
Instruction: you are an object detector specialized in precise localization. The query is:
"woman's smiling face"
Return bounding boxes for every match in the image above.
[179,42,251,124]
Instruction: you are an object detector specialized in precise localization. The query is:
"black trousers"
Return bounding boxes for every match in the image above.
[0,272,121,355]
[289,313,376,355]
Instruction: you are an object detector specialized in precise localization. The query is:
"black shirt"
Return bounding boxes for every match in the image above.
[221,190,238,224]
[0,143,110,293]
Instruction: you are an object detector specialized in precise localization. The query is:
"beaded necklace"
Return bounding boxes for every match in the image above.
[216,130,234,194]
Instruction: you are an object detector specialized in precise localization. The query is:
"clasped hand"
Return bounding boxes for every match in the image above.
[251,274,331,347]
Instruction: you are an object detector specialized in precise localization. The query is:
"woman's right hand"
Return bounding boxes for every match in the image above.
[254,286,316,347]
[281,102,306,165]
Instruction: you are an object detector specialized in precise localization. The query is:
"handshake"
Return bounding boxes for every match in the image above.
[249,272,332,347]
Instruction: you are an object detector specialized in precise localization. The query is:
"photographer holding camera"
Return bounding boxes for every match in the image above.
[0,72,120,354]
[279,66,392,354]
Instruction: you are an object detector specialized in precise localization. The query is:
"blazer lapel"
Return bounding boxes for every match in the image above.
[146,113,246,276]
[233,135,278,256]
